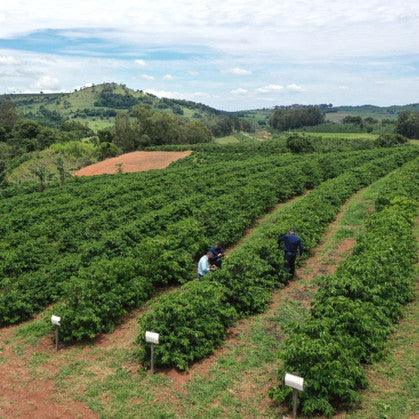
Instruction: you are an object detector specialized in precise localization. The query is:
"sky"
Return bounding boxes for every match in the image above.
[0,0,418,111]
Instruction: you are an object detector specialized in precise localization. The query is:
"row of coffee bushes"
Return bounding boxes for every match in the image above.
[53,149,392,341]
[146,135,375,154]
[269,157,419,416]
[136,150,418,370]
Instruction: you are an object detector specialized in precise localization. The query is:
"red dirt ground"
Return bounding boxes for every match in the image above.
[73,151,192,176]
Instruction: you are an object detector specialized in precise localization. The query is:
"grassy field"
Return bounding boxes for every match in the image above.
[7,142,98,183]
[305,132,378,140]
[214,135,240,144]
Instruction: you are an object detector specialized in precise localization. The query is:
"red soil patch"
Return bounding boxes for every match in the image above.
[73,151,192,176]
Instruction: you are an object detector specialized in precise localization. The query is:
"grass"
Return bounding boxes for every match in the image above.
[320,175,392,256]
[303,132,378,140]
[214,135,240,144]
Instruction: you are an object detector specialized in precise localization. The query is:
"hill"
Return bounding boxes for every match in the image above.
[235,103,419,124]
[329,103,419,120]
[0,83,223,130]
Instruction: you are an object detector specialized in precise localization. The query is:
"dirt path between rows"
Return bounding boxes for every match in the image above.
[73,151,192,176]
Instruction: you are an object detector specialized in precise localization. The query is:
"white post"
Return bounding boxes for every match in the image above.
[292,388,298,418]
[55,325,59,351]
[51,315,61,351]
[150,343,155,374]
[145,331,159,374]
[285,373,304,418]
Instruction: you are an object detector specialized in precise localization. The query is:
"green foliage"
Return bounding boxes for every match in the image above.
[286,134,314,153]
[395,110,419,139]
[29,164,54,192]
[48,141,97,158]
[0,100,19,131]
[271,159,419,416]
[269,106,325,131]
[137,281,237,371]
[99,141,118,159]
[114,111,136,152]
[374,133,408,147]
[94,85,140,108]
[205,115,234,137]
[59,120,93,138]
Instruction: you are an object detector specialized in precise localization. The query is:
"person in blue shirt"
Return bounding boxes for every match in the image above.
[197,251,215,281]
[208,242,225,269]
[277,228,303,280]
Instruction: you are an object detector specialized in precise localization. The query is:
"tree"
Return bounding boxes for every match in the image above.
[269,106,325,131]
[240,119,252,132]
[10,119,43,152]
[342,115,362,125]
[114,111,136,152]
[205,115,234,137]
[60,120,93,139]
[0,101,19,131]
[0,126,6,142]
[97,128,115,144]
[99,141,118,159]
[395,111,419,139]
[146,113,181,145]
[0,160,7,187]
[181,120,212,144]
[37,127,58,149]
[55,157,68,186]
[29,165,53,192]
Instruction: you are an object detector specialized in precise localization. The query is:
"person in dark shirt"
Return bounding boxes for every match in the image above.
[208,242,225,268]
[277,228,303,280]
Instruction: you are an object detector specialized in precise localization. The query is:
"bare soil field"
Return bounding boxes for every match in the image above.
[73,151,192,176]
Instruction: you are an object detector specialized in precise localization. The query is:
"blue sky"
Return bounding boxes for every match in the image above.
[0,0,418,111]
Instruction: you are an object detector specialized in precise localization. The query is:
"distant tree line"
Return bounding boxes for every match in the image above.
[341,111,419,138]
[72,108,118,118]
[269,106,325,130]
[0,101,94,176]
[111,105,213,151]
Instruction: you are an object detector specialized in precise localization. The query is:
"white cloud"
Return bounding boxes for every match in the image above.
[231,88,248,95]
[188,91,211,99]
[222,67,252,75]
[141,74,155,80]
[34,75,60,90]
[144,89,180,98]
[188,71,199,76]
[256,84,284,93]
[286,83,304,92]
[0,55,20,65]
[163,74,173,80]
[134,59,147,67]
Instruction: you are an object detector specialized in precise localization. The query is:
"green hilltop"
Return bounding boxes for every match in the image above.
[0,83,223,130]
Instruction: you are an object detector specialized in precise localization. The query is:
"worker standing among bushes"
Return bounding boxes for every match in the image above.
[208,242,225,268]
[277,228,303,281]
[197,251,215,281]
